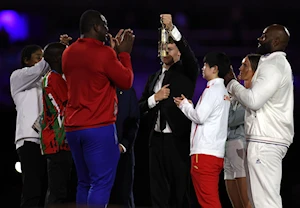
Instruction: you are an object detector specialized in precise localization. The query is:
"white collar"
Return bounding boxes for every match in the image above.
[207,78,223,87]
[260,51,286,61]
[162,68,168,74]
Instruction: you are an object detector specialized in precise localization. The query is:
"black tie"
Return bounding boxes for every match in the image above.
[160,108,167,131]
[160,70,169,131]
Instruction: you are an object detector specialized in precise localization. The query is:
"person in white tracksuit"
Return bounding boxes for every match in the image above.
[224,24,294,208]
[174,52,231,208]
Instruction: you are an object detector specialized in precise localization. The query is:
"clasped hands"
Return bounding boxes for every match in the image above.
[108,29,135,54]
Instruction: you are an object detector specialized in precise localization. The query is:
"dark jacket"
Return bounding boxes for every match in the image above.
[116,87,140,153]
[139,35,200,150]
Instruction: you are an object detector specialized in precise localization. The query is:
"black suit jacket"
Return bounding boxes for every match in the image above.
[116,87,140,153]
[139,35,200,146]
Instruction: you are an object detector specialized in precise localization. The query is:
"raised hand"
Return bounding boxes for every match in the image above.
[117,28,135,54]
[59,34,72,46]
[154,84,170,102]
[108,29,124,50]
[118,28,132,44]
[160,14,174,31]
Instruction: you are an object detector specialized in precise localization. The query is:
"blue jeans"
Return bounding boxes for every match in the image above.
[66,124,120,207]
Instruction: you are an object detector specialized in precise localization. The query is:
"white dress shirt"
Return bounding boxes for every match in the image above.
[147,68,172,133]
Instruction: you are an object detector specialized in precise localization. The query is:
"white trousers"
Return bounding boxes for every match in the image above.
[245,141,288,208]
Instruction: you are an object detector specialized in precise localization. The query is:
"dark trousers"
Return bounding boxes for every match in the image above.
[45,150,73,207]
[110,150,135,208]
[17,141,47,208]
[149,131,190,208]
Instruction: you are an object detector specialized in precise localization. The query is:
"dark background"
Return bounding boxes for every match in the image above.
[1,1,299,207]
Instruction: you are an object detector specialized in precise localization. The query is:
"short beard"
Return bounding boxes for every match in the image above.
[161,57,175,66]
[257,41,272,55]
[164,60,174,66]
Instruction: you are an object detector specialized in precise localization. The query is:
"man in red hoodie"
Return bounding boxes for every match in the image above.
[62,9,135,208]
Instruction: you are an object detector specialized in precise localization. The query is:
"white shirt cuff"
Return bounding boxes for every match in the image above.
[179,98,189,109]
[148,94,158,109]
[119,143,126,153]
[170,25,182,41]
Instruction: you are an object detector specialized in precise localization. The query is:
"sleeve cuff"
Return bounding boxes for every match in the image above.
[227,79,239,95]
[119,143,127,153]
[148,94,158,109]
[170,25,182,41]
[179,98,189,110]
[118,51,130,58]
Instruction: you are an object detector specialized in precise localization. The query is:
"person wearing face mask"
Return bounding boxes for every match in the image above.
[224,24,294,208]
[224,53,260,208]
[61,9,135,208]
[10,45,49,208]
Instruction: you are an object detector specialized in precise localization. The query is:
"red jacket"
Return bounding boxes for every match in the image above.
[62,38,133,131]
[41,70,69,154]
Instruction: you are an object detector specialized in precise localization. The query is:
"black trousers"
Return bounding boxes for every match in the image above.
[149,131,191,208]
[110,150,135,208]
[45,150,73,208]
[17,141,47,208]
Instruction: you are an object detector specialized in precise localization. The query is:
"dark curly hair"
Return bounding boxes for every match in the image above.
[20,44,42,67]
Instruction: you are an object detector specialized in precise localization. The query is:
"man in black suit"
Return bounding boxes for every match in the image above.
[110,87,140,208]
[138,14,200,208]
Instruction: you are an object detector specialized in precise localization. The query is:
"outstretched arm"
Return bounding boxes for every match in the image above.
[160,14,200,83]
[170,27,200,83]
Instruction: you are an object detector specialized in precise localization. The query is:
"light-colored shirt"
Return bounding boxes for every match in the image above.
[179,78,230,158]
[227,51,294,147]
[227,99,245,141]
[148,67,172,133]
[10,59,50,149]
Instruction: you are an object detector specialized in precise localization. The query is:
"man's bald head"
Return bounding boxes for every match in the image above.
[266,24,290,50]
[257,24,290,54]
